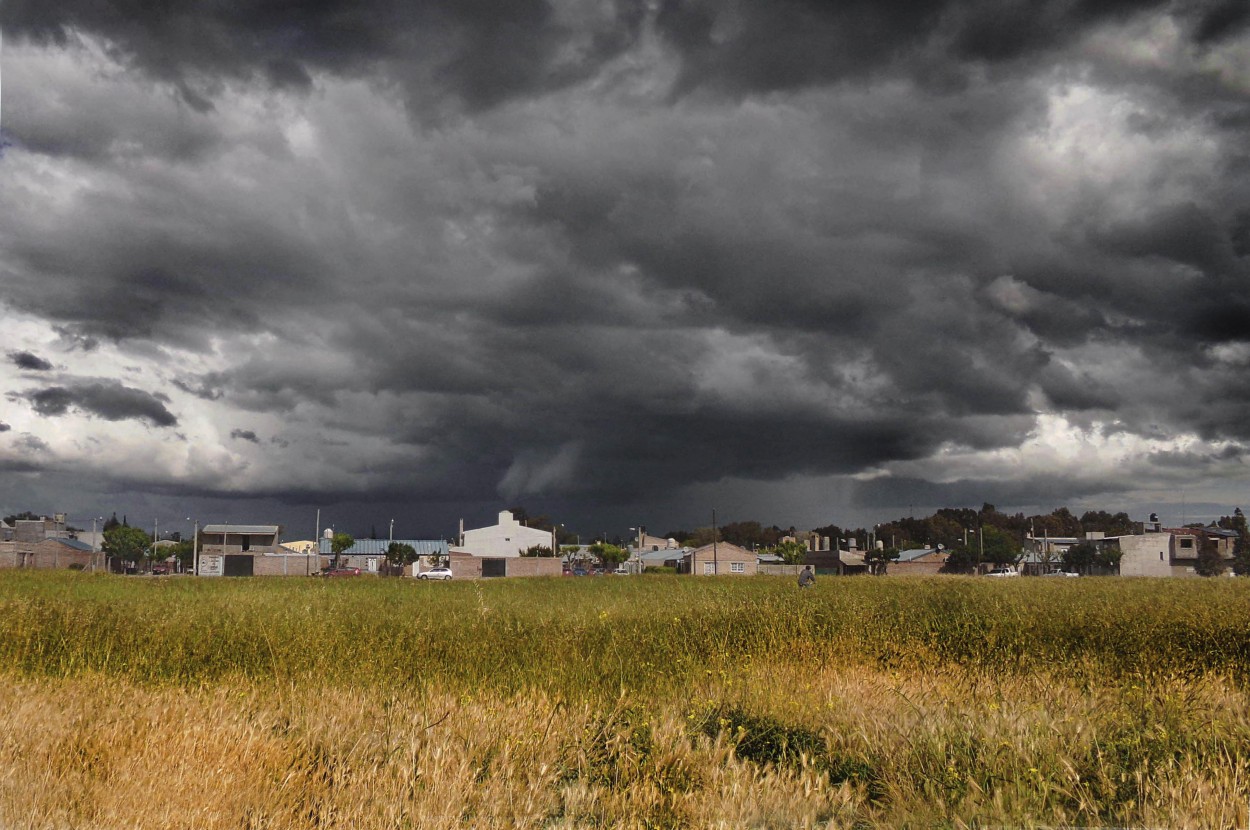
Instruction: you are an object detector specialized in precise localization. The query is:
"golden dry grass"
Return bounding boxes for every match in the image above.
[0,666,1248,828]
[2,572,1250,827]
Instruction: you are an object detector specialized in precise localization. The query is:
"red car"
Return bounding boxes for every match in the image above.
[322,567,361,577]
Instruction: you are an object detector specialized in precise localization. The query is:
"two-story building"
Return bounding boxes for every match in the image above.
[197,524,285,576]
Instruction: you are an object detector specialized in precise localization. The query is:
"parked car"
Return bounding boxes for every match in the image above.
[151,565,170,576]
[572,568,589,577]
[985,566,1020,578]
[322,567,361,577]
[418,567,453,580]
[613,566,629,575]
[1042,569,1080,577]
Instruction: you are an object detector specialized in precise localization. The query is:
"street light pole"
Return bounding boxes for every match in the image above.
[91,516,103,573]
[186,517,198,575]
[712,508,718,576]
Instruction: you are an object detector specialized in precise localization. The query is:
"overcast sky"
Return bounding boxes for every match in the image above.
[1,0,1249,541]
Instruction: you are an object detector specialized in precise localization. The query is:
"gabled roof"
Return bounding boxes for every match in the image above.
[687,542,754,558]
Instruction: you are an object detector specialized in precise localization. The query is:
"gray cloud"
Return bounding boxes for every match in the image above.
[0,0,647,115]
[8,351,53,371]
[18,381,178,427]
[0,0,1247,533]
[0,423,11,432]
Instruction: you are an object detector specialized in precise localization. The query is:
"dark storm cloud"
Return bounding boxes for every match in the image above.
[0,0,646,113]
[3,0,1249,531]
[0,423,11,432]
[650,0,1237,99]
[852,474,1135,511]
[8,351,53,371]
[17,382,178,427]
[1194,0,1250,43]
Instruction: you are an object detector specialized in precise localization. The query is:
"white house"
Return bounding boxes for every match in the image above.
[453,510,553,558]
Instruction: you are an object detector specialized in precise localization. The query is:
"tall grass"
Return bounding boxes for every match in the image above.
[0,571,1248,692]
[2,571,1250,826]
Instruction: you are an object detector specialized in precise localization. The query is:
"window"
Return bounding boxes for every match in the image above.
[241,534,251,552]
[1180,538,1194,550]
[704,562,716,575]
[730,562,745,573]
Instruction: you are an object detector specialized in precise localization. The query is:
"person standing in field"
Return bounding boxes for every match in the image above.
[798,565,815,589]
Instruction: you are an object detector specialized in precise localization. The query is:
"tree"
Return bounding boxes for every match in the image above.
[2,511,40,525]
[1079,510,1137,536]
[385,542,418,575]
[1221,508,1250,576]
[521,544,555,557]
[685,527,719,548]
[1094,544,1123,573]
[864,547,899,576]
[767,540,808,565]
[1196,536,1226,577]
[978,526,1020,566]
[1062,542,1098,575]
[102,526,150,570]
[589,542,628,568]
[330,533,355,569]
[167,540,194,571]
[941,546,977,574]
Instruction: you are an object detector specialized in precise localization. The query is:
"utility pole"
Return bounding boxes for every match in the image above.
[91,516,102,573]
[712,508,718,576]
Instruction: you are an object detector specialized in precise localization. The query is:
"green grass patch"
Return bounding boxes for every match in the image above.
[0,571,1249,694]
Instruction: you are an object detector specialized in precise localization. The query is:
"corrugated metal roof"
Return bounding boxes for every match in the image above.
[318,538,449,556]
[202,525,280,534]
[897,548,942,562]
[47,537,93,552]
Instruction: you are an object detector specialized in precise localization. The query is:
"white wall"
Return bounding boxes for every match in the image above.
[455,510,552,558]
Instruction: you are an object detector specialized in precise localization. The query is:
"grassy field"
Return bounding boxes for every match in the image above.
[1,571,1249,828]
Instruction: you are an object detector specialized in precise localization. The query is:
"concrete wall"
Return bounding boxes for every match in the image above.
[758,563,802,577]
[28,540,93,570]
[457,511,553,558]
[1118,534,1172,577]
[252,554,320,576]
[890,560,945,576]
[448,553,483,579]
[505,557,563,578]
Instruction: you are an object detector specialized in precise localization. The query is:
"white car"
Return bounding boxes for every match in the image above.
[985,566,1020,578]
[1042,569,1080,577]
[417,567,452,580]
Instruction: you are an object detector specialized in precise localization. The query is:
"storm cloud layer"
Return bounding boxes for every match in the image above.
[1,0,1248,533]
